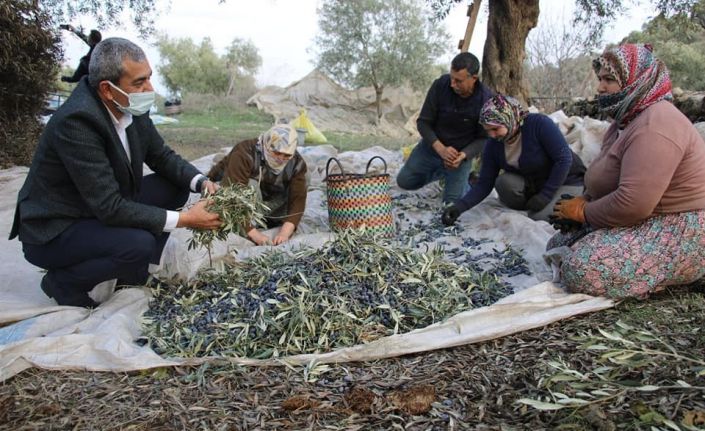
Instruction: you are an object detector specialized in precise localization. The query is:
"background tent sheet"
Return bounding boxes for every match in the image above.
[0,119,619,380]
[247,70,421,138]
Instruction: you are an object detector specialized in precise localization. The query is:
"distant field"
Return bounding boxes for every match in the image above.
[156,94,415,161]
[156,97,274,161]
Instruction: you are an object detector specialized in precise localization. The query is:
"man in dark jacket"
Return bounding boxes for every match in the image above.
[60,25,102,83]
[396,52,493,203]
[10,37,221,307]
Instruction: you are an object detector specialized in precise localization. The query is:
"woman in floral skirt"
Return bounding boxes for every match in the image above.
[549,43,705,299]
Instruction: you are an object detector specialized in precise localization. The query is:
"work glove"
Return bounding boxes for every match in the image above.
[526,193,551,212]
[552,194,587,223]
[441,205,461,226]
[60,76,70,82]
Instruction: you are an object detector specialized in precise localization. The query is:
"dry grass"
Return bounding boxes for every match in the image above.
[156,98,273,162]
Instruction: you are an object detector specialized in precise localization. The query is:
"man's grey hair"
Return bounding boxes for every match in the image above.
[88,37,147,88]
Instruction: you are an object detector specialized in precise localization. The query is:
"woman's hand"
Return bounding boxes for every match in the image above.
[273,222,296,245]
[552,195,587,223]
[247,228,271,246]
[441,205,461,226]
[526,194,551,212]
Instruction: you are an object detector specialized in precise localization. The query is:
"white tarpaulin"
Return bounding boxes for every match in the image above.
[0,123,620,381]
[247,69,421,138]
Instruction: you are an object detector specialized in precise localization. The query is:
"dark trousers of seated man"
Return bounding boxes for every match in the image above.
[22,174,190,307]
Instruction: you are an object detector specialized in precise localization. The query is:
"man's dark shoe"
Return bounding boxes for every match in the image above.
[41,274,99,308]
[40,274,58,298]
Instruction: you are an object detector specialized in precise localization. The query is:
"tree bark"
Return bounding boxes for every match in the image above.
[226,72,235,97]
[482,0,539,105]
[374,85,384,124]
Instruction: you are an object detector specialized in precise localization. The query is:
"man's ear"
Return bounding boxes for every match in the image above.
[97,81,113,102]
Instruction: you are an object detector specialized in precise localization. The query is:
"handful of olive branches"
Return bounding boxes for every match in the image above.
[187,184,269,256]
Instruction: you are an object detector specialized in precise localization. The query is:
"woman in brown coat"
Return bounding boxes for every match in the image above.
[208,125,307,245]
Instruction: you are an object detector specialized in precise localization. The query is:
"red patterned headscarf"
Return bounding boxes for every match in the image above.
[592,43,672,128]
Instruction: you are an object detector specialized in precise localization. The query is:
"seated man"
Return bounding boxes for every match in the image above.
[207,125,307,246]
[9,37,221,308]
[396,52,493,203]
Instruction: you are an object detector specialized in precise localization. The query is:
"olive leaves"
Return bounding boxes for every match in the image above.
[144,230,510,359]
[187,184,269,263]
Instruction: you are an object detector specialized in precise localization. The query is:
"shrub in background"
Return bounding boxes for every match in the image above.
[0,1,62,167]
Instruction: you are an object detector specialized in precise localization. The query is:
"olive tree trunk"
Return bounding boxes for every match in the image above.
[482,0,539,105]
[374,84,384,125]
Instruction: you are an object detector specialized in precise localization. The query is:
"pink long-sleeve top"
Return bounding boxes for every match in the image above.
[584,100,705,228]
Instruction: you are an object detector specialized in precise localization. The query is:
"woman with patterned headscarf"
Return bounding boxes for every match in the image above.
[207,124,308,245]
[549,43,705,299]
[441,93,585,225]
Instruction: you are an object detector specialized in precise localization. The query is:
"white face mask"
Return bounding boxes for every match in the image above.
[107,81,155,116]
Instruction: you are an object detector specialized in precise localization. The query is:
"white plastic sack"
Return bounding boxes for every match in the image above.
[549,110,609,167]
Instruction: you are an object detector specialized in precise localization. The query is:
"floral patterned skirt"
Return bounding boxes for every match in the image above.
[558,210,705,299]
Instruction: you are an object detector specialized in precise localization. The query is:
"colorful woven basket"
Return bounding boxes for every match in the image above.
[325,156,395,236]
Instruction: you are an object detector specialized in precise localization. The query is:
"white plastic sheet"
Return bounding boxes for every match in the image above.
[0,140,615,381]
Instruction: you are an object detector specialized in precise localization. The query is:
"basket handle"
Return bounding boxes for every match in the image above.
[325,157,346,178]
[365,156,387,175]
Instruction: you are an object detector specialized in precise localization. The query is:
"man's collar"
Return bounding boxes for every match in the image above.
[103,102,133,129]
